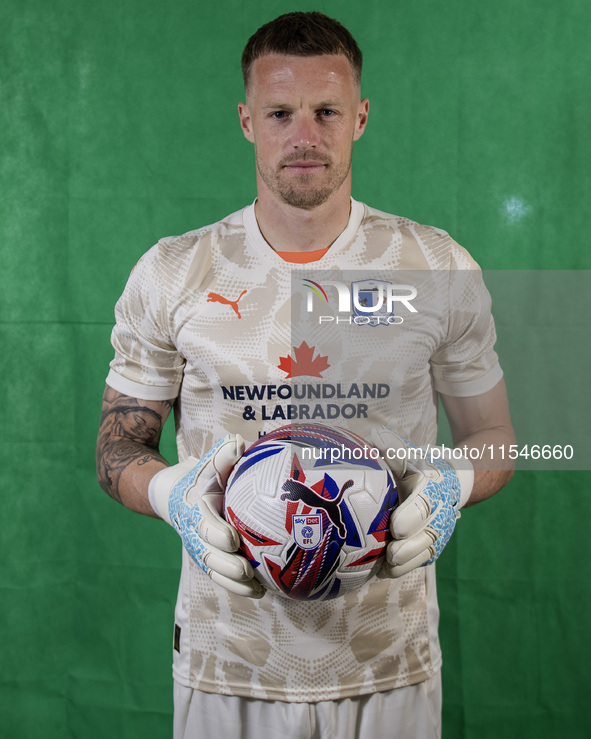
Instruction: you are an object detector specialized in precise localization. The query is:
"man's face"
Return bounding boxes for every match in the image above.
[238,54,369,209]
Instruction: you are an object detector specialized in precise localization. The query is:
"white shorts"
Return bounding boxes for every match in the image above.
[173,672,442,739]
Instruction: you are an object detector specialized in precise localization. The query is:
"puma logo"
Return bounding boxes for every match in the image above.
[207,289,247,319]
[281,478,354,539]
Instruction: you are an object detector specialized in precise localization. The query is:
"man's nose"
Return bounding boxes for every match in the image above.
[292,115,318,149]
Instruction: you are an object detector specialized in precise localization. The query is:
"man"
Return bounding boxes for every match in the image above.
[96,11,515,739]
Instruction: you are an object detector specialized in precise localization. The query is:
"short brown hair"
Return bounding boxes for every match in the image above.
[241,11,363,89]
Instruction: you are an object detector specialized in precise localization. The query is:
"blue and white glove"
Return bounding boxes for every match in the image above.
[372,427,474,577]
[148,435,265,598]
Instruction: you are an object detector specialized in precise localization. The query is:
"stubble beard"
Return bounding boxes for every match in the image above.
[256,151,352,209]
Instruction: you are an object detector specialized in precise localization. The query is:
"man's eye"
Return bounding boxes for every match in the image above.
[271,111,288,119]
[320,109,336,117]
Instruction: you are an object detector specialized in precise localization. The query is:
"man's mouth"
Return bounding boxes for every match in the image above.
[282,159,328,174]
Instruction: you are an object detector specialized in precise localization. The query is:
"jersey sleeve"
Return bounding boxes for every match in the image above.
[430,260,503,398]
[106,243,184,401]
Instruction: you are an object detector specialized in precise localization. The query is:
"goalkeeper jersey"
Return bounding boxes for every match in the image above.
[106,199,502,702]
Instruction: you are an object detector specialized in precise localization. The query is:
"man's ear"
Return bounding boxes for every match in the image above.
[353,98,370,141]
[238,102,255,143]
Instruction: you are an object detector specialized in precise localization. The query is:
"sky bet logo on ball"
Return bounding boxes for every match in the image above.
[303,278,417,326]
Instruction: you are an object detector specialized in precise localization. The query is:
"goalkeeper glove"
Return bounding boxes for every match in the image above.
[372,427,474,577]
[148,435,265,598]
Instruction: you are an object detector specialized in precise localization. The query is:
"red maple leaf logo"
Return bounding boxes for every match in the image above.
[278,341,330,378]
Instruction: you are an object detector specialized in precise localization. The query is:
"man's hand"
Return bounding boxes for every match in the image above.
[149,435,265,599]
[372,428,474,577]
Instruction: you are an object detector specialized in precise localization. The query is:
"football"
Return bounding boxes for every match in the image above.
[224,423,398,601]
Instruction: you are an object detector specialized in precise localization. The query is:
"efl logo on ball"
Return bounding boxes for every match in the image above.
[293,515,321,549]
[224,423,398,601]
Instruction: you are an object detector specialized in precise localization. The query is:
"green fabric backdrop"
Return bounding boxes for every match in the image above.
[1,0,589,736]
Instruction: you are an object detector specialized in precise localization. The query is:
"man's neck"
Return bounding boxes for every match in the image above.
[254,188,352,253]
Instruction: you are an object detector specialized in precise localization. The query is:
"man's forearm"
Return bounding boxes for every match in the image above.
[97,436,169,517]
[456,426,516,506]
[440,380,516,507]
[96,386,173,517]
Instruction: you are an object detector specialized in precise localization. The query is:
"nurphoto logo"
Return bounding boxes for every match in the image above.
[303,278,417,326]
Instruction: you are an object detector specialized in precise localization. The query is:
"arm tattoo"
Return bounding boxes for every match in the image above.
[96,386,174,504]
